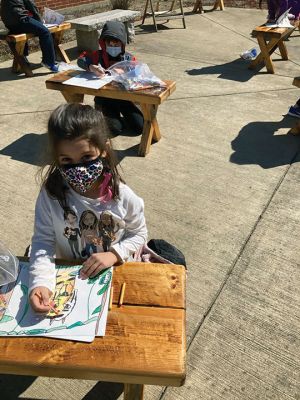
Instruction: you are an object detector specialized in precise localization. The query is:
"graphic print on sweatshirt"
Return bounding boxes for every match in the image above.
[62,209,121,259]
[63,208,81,259]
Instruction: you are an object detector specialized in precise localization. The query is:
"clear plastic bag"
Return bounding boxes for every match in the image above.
[107,61,166,91]
[0,241,19,287]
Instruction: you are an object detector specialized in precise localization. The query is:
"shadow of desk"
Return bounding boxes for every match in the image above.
[45,71,176,156]
[0,261,186,400]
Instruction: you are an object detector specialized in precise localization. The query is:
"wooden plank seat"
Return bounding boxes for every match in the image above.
[67,9,141,51]
[289,76,300,135]
[248,24,295,74]
[0,22,71,77]
[192,0,224,13]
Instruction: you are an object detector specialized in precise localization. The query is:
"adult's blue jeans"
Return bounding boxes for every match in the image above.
[7,17,56,66]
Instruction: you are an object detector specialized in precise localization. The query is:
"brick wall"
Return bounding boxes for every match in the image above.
[34,0,104,11]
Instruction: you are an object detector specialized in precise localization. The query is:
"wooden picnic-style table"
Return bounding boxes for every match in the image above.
[45,70,176,156]
[0,261,186,400]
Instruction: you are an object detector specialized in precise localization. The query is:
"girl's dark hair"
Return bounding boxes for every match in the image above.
[39,103,123,209]
[79,210,98,231]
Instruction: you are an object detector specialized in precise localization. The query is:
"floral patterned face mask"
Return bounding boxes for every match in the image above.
[59,157,104,193]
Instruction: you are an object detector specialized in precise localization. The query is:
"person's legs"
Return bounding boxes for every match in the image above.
[288,97,300,118]
[94,97,123,135]
[9,17,56,66]
[119,101,144,135]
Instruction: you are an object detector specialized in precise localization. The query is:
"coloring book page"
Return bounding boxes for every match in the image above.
[0,261,112,342]
[62,72,114,89]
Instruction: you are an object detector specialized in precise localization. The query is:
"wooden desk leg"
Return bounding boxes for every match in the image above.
[142,0,149,24]
[7,40,33,77]
[192,0,203,13]
[212,0,224,10]
[277,39,288,60]
[123,383,144,400]
[62,92,84,103]
[249,35,278,74]
[139,104,161,156]
[289,121,300,135]
[53,31,70,64]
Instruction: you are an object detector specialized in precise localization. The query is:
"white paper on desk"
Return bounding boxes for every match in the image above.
[265,8,294,28]
[0,262,112,342]
[63,72,114,89]
[44,23,58,28]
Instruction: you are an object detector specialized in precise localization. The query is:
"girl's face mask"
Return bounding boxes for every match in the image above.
[59,157,104,193]
[106,46,122,58]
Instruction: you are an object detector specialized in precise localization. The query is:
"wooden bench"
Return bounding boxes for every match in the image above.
[248,25,295,74]
[67,9,141,52]
[0,260,186,400]
[192,0,224,13]
[289,76,300,135]
[0,22,71,77]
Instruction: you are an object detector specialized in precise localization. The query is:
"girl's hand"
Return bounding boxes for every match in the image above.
[80,251,118,279]
[30,286,52,313]
[89,64,106,77]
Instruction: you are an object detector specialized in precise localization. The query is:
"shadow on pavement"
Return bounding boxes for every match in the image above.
[0,374,36,399]
[186,58,256,82]
[230,115,300,168]
[0,133,48,166]
[82,381,124,400]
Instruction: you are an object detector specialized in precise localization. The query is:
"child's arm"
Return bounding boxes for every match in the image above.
[77,50,105,76]
[109,185,147,261]
[29,188,57,311]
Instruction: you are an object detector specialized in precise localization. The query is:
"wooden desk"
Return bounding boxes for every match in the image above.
[249,25,295,74]
[0,22,71,77]
[45,70,176,156]
[0,261,186,400]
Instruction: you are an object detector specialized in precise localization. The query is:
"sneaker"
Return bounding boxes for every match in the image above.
[288,106,300,118]
[41,61,59,73]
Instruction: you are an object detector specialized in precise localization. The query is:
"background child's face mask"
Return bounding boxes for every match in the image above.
[106,46,122,58]
[59,157,104,193]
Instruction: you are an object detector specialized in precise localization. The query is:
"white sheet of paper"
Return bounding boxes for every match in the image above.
[0,262,112,342]
[44,23,58,28]
[265,8,294,28]
[62,72,114,89]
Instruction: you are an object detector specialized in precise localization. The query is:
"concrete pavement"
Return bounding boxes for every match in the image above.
[0,7,299,399]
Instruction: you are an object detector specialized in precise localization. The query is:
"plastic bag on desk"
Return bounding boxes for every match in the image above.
[0,241,19,287]
[107,60,166,91]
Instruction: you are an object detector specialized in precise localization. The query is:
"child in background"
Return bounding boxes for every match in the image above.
[0,0,58,72]
[77,21,144,137]
[29,103,147,313]
[259,0,300,22]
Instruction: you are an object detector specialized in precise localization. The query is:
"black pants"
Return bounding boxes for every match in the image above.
[94,97,144,136]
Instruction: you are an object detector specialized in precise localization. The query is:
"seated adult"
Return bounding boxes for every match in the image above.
[0,0,58,72]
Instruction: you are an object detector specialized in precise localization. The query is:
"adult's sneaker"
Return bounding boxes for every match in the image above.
[41,62,59,73]
[288,106,300,118]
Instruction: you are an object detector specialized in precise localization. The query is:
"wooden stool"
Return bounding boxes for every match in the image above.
[141,0,186,31]
[192,0,224,13]
[0,22,71,77]
[249,25,295,74]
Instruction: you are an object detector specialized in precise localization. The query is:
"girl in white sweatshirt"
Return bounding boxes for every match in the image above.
[29,103,147,313]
